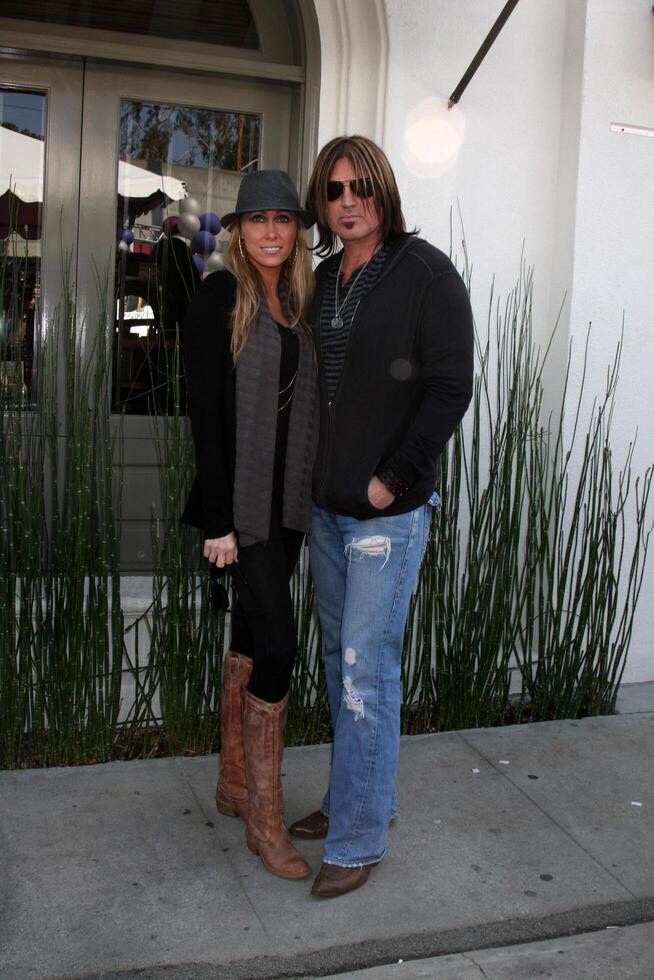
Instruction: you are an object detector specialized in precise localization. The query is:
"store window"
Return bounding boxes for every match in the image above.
[113,99,261,414]
[0,89,46,408]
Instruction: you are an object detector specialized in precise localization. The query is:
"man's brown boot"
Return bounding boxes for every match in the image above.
[216,651,253,819]
[289,810,329,839]
[311,861,376,898]
[243,691,311,880]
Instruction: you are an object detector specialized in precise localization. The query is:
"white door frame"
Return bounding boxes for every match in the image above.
[305,0,389,146]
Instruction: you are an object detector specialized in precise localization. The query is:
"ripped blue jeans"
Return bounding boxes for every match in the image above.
[309,496,437,867]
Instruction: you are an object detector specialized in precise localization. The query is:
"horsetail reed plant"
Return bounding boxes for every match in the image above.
[129,329,226,756]
[518,324,653,720]
[1,247,123,768]
[403,269,531,732]
[0,232,41,767]
[1,236,651,769]
[286,557,330,746]
[121,314,331,752]
[403,254,652,733]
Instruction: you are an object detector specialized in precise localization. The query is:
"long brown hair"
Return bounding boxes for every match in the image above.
[305,135,415,256]
[226,220,314,362]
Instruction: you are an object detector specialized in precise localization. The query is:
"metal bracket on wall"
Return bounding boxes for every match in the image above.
[610,122,654,139]
[447,0,521,109]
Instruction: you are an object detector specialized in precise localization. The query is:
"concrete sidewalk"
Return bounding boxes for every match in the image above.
[1,687,653,980]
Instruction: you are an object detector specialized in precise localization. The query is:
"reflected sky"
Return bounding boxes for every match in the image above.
[0,90,45,141]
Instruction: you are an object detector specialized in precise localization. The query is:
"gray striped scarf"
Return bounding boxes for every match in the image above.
[233,296,317,546]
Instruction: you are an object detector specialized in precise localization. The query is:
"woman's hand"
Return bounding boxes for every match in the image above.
[204,532,238,567]
[367,476,395,510]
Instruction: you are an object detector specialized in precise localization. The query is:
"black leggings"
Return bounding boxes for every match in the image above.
[229,527,304,703]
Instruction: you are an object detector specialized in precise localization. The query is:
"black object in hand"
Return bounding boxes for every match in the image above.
[209,564,230,613]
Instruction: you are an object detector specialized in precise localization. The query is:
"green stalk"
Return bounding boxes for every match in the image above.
[2,226,651,768]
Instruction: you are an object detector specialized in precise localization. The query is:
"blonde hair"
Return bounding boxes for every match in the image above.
[226,220,314,361]
[306,134,415,256]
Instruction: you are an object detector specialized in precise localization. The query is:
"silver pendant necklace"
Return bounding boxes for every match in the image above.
[331,249,377,330]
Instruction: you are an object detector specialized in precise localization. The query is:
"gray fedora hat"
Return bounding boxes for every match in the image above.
[221,169,314,229]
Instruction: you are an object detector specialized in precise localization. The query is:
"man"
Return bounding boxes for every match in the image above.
[289,136,474,898]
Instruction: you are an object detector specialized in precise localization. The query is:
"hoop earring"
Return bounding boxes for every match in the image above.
[238,237,247,261]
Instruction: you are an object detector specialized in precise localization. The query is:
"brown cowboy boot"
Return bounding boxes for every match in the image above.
[311,861,376,898]
[215,651,253,819]
[243,691,311,880]
[289,810,329,839]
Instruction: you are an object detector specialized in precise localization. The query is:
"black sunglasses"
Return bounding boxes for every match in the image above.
[326,177,375,202]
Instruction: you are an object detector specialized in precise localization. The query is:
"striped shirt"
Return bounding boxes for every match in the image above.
[319,245,388,401]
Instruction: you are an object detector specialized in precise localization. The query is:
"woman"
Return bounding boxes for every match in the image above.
[183,170,317,880]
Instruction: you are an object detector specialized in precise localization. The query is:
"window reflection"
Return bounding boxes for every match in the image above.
[0,0,260,49]
[0,89,46,409]
[113,99,260,415]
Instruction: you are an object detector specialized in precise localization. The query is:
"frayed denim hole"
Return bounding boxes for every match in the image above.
[344,535,391,571]
[343,675,365,721]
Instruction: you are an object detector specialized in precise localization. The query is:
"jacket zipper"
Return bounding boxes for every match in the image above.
[318,299,361,499]
[315,237,427,503]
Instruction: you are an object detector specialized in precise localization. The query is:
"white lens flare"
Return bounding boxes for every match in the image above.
[402,97,465,178]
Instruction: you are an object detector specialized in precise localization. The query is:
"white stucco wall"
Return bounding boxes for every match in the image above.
[383,0,570,343]
[313,0,654,682]
[565,0,654,682]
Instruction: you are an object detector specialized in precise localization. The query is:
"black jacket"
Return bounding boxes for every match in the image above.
[182,270,237,539]
[312,235,474,519]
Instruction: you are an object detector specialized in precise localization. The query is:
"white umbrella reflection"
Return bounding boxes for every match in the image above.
[0,127,187,239]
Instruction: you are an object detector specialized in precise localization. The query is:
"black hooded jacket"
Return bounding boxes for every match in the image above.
[311,234,474,519]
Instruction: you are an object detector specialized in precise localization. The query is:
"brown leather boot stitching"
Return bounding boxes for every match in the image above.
[243,691,311,880]
[216,651,253,819]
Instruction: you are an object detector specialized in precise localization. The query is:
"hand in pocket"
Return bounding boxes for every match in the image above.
[367,476,395,510]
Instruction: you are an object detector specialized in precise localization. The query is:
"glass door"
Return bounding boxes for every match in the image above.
[2,53,296,568]
[77,63,294,567]
[1,57,83,407]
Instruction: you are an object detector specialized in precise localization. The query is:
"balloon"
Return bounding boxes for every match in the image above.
[117,240,130,253]
[191,230,217,256]
[121,228,134,245]
[192,254,204,275]
[162,216,180,237]
[179,197,201,216]
[199,212,221,235]
[203,251,225,274]
[177,213,201,239]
